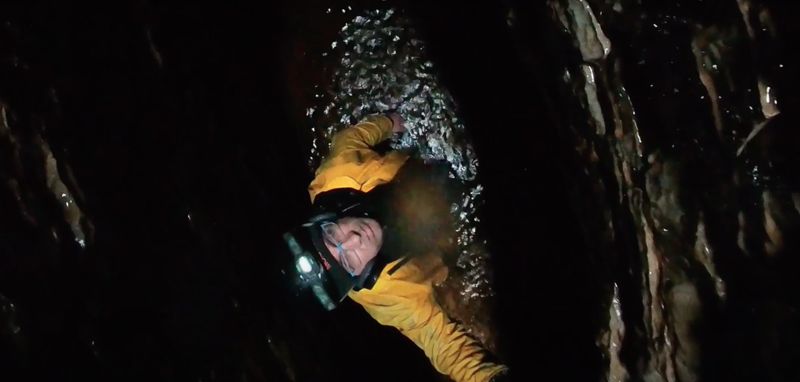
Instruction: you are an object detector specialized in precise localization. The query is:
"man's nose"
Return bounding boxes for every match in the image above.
[342,232,362,248]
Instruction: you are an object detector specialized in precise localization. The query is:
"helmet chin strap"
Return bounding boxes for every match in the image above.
[353,259,377,291]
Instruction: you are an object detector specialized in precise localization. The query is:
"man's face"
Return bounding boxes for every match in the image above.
[321,217,383,276]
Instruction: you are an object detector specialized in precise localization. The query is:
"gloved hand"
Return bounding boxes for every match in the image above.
[387,112,405,133]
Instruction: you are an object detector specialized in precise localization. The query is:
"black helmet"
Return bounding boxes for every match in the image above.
[280,189,390,311]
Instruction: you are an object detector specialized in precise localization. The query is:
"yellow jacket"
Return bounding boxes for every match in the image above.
[308,115,507,382]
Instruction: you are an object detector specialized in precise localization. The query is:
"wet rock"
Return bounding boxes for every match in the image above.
[520,0,800,380]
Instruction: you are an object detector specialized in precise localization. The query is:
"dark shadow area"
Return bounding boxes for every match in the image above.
[1,2,517,381]
[2,1,799,382]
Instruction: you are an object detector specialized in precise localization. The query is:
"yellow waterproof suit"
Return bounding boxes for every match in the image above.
[308,115,507,382]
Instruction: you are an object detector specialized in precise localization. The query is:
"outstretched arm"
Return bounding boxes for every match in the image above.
[401,294,507,382]
[349,258,507,382]
[329,113,403,155]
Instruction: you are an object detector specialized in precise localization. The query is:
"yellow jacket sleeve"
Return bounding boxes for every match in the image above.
[309,115,405,202]
[329,114,394,156]
[349,257,508,382]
